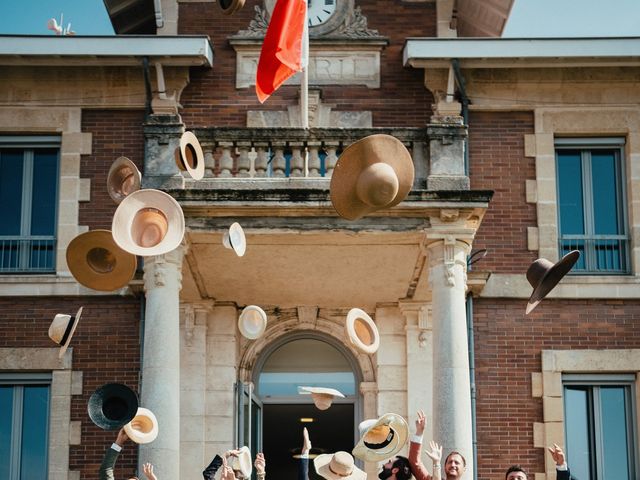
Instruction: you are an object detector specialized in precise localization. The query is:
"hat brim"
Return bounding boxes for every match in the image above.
[88,383,139,431]
[346,308,380,355]
[58,306,82,358]
[232,446,252,478]
[66,230,137,292]
[526,250,580,314]
[124,407,159,444]
[298,386,345,397]
[227,222,246,257]
[112,189,185,257]
[107,156,141,204]
[238,305,267,340]
[177,132,205,180]
[330,134,414,221]
[219,0,245,14]
[352,413,408,463]
[314,454,367,480]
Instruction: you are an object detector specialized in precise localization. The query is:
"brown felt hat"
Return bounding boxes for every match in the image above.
[66,230,136,292]
[175,131,205,181]
[330,134,414,221]
[525,250,580,315]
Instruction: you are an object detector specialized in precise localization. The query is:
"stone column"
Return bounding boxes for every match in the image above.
[139,246,185,479]
[427,236,473,478]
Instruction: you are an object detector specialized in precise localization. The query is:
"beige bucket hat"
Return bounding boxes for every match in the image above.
[346,308,380,355]
[238,305,267,340]
[526,250,580,314]
[107,157,141,204]
[112,189,185,257]
[231,446,253,478]
[352,413,409,463]
[330,134,414,221]
[298,386,345,410]
[66,230,136,292]
[314,451,366,480]
[124,407,159,444]
[175,131,205,180]
[223,222,247,257]
[49,306,82,358]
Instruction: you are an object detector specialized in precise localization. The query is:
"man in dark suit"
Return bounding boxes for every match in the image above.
[99,428,157,480]
[548,444,572,480]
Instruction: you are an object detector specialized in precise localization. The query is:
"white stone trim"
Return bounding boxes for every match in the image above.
[0,347,81,480]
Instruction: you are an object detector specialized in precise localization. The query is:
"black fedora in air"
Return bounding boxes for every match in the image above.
[88,383,139,430]
[526,250,580,315]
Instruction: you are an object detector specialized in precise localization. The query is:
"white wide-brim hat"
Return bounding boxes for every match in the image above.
[107,156,141,204]
[231,446,252,478]
[112,189,185,257]
[352,413,409,463]
[124,407,159,444]
[175,131,205,180]
[314,451,366,480]
[238,305,267,340]
[48,306,83,358]
[346,308,380,355]
[299,386,345,410]
[223,222,246,257]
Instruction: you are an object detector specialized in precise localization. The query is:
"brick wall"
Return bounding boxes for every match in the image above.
[469,111,537,273]
[178,0,435,127]
[0,296,141,479]
[473,298,640,480]
[80,110,145,230]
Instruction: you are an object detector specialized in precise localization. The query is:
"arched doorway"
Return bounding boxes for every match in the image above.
[252,332,362,479]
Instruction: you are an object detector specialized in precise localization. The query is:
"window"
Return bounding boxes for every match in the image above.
[0,137,60,273]
[555,138,629,273]
[563,374,637,480]
[0,374,51,480]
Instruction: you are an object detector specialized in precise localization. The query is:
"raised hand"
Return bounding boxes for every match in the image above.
[255,452,266,474]
[115,428,129,447]
[142,462,158,480]
[220,455,236,480]
[425,441,443,463]
[302,427,312,455]
[415,409,426,436]
[548,443,566,466]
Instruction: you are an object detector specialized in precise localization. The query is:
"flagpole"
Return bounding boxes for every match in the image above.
[302,2,310,177]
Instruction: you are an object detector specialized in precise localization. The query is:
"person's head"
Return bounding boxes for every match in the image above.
[505,465,528,480]
[444,451,466,479]
[379,456,411,480]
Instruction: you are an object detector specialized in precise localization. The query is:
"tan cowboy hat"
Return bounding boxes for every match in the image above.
[107,157,141,204]
[218,0,245,15]
[175,131,205,181]
[124,407,159,444]
[66,230,136,292]
[238,305,267,340]
[526,250,580,314]
[314,452,366,480]
[330,134,414,221]
[352,413,409,463]
[345,308,380,355]
[49,306,82,358]
[298,386,345,411]
[112,189,185,257]
[223,222,246,257]
[231,446,252,478]
[88,383,139,431]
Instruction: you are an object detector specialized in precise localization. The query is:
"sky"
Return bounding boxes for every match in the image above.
[0,0,639,37]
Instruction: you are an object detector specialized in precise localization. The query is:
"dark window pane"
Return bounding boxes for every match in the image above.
[20,386,49,480]
[30,150,58,236]
[0,150,24,235]
[0,387,14,480]
[600,387,631,480]
[564,387,592,480]
[557,150,585,235]
[591,151,621,235]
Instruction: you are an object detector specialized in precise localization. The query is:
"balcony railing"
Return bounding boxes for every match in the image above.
[560,234,630,274]
[0,236,56,273]
[190,127,428,180]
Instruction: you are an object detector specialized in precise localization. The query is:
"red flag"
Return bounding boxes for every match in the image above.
[255,0,307,103]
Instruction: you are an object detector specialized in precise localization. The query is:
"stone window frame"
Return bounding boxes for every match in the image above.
[532,349,640,479]
[0,348,83,480]
[0,107,92,296]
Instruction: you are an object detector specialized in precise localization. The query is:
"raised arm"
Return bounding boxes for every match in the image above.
[408,410,433,480]
[99,428,128,480]
[548,444,570,480]
[425,441,442,480]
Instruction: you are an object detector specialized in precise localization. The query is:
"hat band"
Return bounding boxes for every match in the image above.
[60,316,76,346]
[364,429,395,450]
[329,465,353,477]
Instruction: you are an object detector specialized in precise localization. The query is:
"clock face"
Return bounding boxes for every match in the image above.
[307,0,337,27]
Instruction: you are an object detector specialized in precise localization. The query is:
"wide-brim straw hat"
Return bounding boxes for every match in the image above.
[175,131,205,180]
[218,0,245,15]
[112,189,185,257]
[88,383,139,431]
[107,156,141,204]
[526,250,580,314]
[298,386,345,410]
[231,446,253,478]
[346,308,380,355]
[124,407,159,444]
[66,230,136,292]
[238,305,267,340]
[330,134,414,221]
[223,222,247,257]
[48,306,83,358]
[314,452,366,480]
[352,413,409,463]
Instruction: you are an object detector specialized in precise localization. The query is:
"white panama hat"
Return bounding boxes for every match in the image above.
[48,306,82,358]
[345,308,380,355]
[223,222,247,257]
[314,451,366,480]
[231,446,253,478]
[298,386,345,410]
[175,131,205,181]
[238,305,267,340]
[124,407,159,444]
[352,413,409,463]
[107,156,141,204]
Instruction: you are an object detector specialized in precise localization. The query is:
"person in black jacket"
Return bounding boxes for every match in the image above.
[548,444,571,480]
